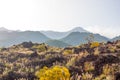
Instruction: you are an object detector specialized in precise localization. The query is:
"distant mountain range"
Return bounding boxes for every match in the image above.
[0,31,50,47]
[0,27,12,32]
[41,27,89,39]
[0,27,119,47]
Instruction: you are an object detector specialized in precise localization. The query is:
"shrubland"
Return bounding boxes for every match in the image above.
[0,40,120,80]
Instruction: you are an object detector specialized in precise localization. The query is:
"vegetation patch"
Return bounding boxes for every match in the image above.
[35,66,70,80]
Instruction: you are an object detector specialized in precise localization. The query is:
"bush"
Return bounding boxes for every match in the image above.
[84,62,94,72]
[0,47,7,51]
[94,47,100,55]
[35,66,70,80]
[103,64,114,75]
[108,47,116,53]
[81,72,93,80]
[90,42,100,48]
[63,50,73,55]
[32,44,47,52]
[66,57,76,67]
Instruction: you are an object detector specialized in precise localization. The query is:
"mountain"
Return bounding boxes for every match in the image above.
[68,27,88,33]
[41,27,89,39]
[41,31,67,39]
[0,31,50,47]
[61,32,109,46]
[0,27,110,47]
[45,40,70,48]
[111,35,120,41]
[0,27,12,32]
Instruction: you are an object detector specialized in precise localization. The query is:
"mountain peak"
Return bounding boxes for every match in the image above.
[70,27,88,33]
[0,27,11,32]
[0,27,8,30]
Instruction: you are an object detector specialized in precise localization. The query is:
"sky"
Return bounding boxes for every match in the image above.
[0,0,120,38]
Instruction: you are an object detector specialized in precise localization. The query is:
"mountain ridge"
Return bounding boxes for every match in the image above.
[0,27,119,47]
[41,27,89,39]
[0,31,50,47]
[61,32,109,45]
[111,35,120,41]
[45,40,71,48]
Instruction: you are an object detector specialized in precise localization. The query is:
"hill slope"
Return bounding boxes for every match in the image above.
[61,32,109,45]
[0,40,119,80]
[111,35,120,41]
[0,31,50,47]
[45,40,70,47]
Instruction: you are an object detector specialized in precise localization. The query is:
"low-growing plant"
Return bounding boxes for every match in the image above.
[45,54,52,59]
[66,57,76,67]
[81,72,93,80]
[90,42,100,48]
[63,50,73,55]
[84,62,94,72]
[116,45,120,48]
[0,47,6,51]
[94,74,106,80]
[35,66,70,80]
[108,47,116,53]
[32,44,47,52]
[103,64,114,75]
[94,74,115,80]
[94,47,100,55]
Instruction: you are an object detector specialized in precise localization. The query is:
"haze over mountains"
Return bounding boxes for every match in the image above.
[0,27,12,32]
[61,32,109,46]
[0,27,119,47]
[41,27,89,39]
[0,31,50,47]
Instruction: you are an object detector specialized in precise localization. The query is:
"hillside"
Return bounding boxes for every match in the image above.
[111,36,120,41]
[0,40,120,80]
[61,32,109,45]
[45,40,70,48]
[41,31,67,39]
[0,31,50,47]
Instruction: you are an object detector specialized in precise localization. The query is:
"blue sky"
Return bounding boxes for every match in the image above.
[0,0,120,38]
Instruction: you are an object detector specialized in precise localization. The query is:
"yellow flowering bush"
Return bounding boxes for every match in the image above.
[35,66,70,80]
[90,42,100,48]
[63,50,73,55]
